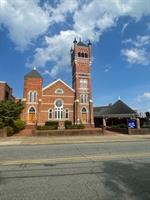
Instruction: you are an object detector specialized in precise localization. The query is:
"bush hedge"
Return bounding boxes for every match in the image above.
[5,126,14,136]
[45,121,59,127]
[13,119,26,133]
[65,121,72,129]
[69,124,84,129]
[37,125,58,130]
[65,120,84,129]
[0,121,4,129]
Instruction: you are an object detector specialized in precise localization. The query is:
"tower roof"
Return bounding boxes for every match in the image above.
[77,41,88,47]
[24,69,42,79]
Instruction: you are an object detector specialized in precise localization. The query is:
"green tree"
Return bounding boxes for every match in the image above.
[0,100,24,126]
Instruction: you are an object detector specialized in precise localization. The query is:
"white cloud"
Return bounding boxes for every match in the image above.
[27,30,78,77]
[44,0,79,25]
[123,35,150,47]
[0,0,50,49]
[144,92,150,99]
[121,22,129,34]
[137,92,150,102]
[104,65,112,73]
[134,35,150,47]
[125,0,150,20]
[1,0,150,76]
[121,34,150,66]
[121,48,150,65]
[28,0,150,77]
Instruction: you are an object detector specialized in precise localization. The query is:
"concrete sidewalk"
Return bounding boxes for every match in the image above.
[0,131,150,146]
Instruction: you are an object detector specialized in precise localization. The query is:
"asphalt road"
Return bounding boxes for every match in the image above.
[0,141,150,200]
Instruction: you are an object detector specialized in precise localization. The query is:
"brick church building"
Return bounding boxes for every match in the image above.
[21,39,94,127]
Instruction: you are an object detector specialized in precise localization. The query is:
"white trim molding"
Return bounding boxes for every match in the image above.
[42,79,75,92]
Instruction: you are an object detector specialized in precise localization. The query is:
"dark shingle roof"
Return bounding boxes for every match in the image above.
[94,106,109,117]
[77,41,88,47]
[94,100,137,118]
[108,100,136,115]
[24,69,42,79]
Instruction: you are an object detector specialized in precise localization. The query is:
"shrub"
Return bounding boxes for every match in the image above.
[70,124,84,129]
[13,119,26,133]
[45,121,58,127]
[5,126,14,136]
[0,100,24,126]
[37,125,58,130]
[65,123,84,129]
[65,121,72,129]
[0,121,4,129]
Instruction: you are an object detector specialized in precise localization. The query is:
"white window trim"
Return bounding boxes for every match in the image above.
[80,94,88,104]
[28,106,36,113]
[28,90,38,103]
[54,99,64,120]
[55,88,64,94]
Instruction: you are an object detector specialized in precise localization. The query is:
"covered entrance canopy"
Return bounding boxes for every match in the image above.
[94,100,139,128]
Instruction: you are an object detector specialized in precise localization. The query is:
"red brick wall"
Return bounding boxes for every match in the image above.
[0,83,5,101]
[72,43,94,127]
[22,78,75,125]
[39,80,75,124]
[22,77,43,124]
[0,82,14,101]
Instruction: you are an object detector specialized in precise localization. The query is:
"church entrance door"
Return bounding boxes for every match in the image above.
[28,107,36,123]
[81,107,87,124]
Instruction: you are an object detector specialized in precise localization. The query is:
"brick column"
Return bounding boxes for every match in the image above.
[89,100,94,127]
[102,118,106,127]
[75,99,79,124]
[136,118,140,129]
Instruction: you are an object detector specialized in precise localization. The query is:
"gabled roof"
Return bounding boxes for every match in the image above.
[108,100,136,115]
[24,69,43,79]
[94,100,137,118]
[42,79,75,92]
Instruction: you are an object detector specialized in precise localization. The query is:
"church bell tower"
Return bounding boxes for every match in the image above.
[71,39,94,127]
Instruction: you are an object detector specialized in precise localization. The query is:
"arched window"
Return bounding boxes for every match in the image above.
[33,91,37,102]
[82,107,87,113]
[28,107,36,123]
[80,94,88,103]
[78,52,81,57]
[54,100,63,120]
[29,91,33,102]
[48,109,53,119]
[29,107,35,113]
[81,52,84,57]
[65,109,69,119]
[28,91,37,102]
[85,53,88,58]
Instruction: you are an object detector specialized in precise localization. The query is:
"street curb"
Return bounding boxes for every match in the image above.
[0,138,150,147]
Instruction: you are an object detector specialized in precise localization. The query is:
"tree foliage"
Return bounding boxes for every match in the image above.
[0,100,24,126]
[145,112,150,119]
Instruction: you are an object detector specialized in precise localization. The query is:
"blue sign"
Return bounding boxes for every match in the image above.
[128,119,136,129]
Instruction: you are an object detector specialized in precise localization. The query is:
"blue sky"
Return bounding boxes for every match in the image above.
[0,0,150,112]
